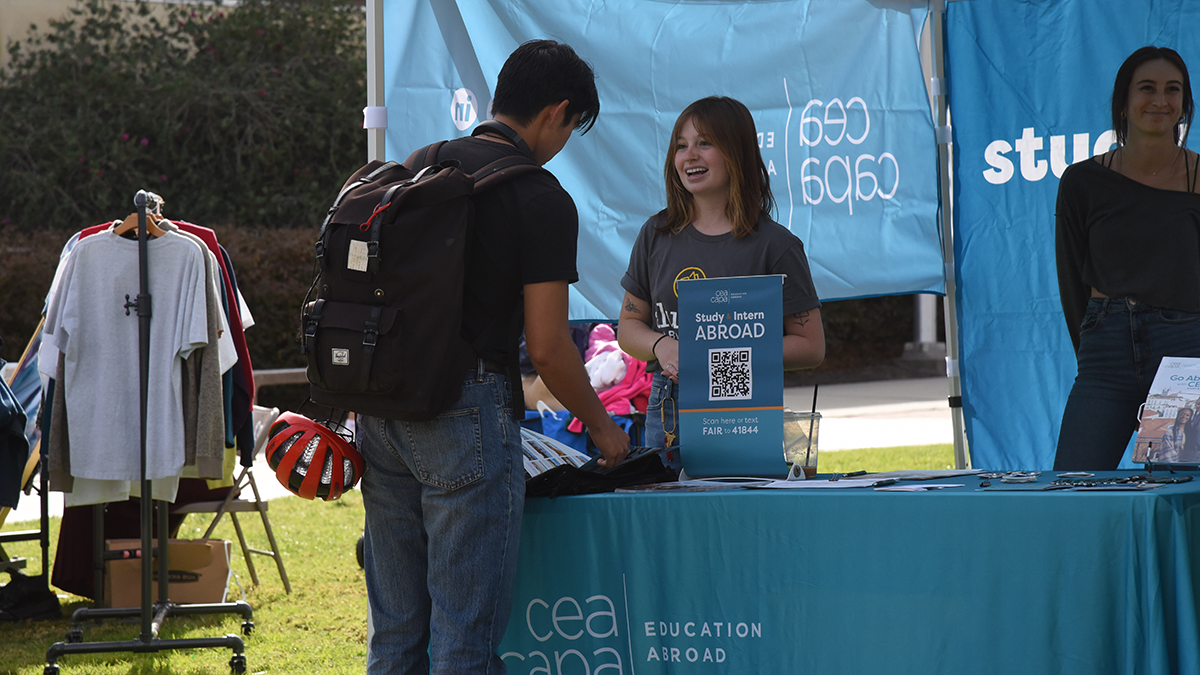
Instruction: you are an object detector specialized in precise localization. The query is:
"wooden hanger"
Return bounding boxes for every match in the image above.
[112,211,167,238]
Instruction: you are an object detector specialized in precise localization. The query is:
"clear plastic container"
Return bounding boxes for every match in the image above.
[782,410,820,478]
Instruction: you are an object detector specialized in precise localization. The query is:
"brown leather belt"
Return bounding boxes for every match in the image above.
[480,359,507,374]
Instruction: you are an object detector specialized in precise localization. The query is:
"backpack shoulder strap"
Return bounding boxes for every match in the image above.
[403,141,448,171]
[317,160,401,239]
[471,155,548,192]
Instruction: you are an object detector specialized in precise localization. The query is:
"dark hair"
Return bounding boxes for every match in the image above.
[660,96,774,238]
[491,39,599,134]
[1111,46,1193,146]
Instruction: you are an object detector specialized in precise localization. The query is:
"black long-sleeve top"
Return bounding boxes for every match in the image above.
[1055,158,1200,352]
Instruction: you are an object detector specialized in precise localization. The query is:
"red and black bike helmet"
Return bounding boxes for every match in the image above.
[265,412,365,501]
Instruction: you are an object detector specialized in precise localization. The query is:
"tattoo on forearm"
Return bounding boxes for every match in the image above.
[624,299,641,314]
[788,311,810,327]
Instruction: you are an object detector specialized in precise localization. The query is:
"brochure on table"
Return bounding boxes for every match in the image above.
[1134,356,1200,464]
[677,275,784,477]
[521,428,589,478]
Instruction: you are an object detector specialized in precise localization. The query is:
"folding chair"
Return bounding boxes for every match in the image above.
[173,406,291,594]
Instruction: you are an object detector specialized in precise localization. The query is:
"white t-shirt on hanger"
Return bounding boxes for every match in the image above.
[49,230,209,481]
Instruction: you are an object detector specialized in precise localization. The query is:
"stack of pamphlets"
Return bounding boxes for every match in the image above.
[521,428,589,478]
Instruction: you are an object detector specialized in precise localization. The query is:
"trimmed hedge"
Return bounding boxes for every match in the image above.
[0,224,315,359]
[0,223,318,412]
[0,0,364,404]
[0,0,365,231]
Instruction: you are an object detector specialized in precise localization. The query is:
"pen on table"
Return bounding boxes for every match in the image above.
[830,470,867,482]
[870,478,898,487]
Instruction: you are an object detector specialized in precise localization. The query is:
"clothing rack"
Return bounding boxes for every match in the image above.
[44,191,252,675]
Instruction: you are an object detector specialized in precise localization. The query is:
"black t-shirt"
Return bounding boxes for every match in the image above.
[430,137,580,408]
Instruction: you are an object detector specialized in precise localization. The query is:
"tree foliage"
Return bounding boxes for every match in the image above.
[0,0,366,230]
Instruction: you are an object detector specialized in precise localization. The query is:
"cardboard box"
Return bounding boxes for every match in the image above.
[105,538,231,608]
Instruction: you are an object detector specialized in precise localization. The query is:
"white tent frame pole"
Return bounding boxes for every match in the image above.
[929,3,970,469]
[366,0,386,162]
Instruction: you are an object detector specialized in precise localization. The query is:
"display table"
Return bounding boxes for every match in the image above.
[498,472,1200,675]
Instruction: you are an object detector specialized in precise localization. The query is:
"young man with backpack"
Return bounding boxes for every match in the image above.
[356,40,630,674]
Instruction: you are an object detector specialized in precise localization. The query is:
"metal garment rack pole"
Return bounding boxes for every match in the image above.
[929,3,970,469]
[43,191,253,675]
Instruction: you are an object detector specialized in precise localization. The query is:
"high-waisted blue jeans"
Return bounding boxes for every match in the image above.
[1055,297,1200,470]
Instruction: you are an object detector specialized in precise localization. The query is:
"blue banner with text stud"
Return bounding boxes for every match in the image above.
[946,0,1200,469]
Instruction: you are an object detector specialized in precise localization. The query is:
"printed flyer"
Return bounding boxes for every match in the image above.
[677,275,784,476]
[1134,356,1200,464]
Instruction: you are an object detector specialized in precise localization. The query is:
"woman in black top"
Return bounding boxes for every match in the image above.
[1054,46,1200,470]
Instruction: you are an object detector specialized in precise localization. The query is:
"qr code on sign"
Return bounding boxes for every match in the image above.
[708,347,752,401]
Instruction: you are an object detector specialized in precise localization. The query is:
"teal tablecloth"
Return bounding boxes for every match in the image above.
[499,473,1200,675]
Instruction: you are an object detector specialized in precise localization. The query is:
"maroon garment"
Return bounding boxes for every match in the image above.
[50,479,235,600]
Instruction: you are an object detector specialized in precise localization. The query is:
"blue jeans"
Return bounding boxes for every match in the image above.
[645,372,682,471]
[1055,297,1200,470]
[359,368,524,675]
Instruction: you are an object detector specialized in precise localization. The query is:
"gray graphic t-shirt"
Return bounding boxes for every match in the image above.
[620,213,820,368]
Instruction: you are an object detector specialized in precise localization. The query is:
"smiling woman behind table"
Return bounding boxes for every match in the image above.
[1055,46,1200,470]
[617,96,826,472]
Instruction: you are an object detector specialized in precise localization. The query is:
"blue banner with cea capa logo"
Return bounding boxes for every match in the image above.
[381,0,942,319]
[677,276,784,477]
[945,0,1200,469]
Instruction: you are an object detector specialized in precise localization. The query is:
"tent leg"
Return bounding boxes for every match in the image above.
[929,3,970,469]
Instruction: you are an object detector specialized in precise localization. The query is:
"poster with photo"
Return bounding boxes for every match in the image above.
[1134,357,1200,464]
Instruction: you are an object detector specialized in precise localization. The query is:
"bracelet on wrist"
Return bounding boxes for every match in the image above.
[651,333,668,359]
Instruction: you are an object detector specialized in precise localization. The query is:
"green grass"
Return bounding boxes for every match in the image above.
[0,442,954,674]
[1,492,368,675]
[818,443,958,474]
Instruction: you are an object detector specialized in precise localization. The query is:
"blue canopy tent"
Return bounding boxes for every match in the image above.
[364,0,1200,472]
[362,0,966,458]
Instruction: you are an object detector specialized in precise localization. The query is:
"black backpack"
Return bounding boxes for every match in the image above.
[301,142,545,420]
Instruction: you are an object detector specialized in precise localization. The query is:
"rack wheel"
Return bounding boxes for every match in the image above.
[43,665,60,675]
[229,654,246,674]
[242,620,255,636]
[66,628,83,643]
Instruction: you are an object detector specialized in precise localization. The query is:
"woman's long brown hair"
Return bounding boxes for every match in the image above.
[659,96,775,238]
